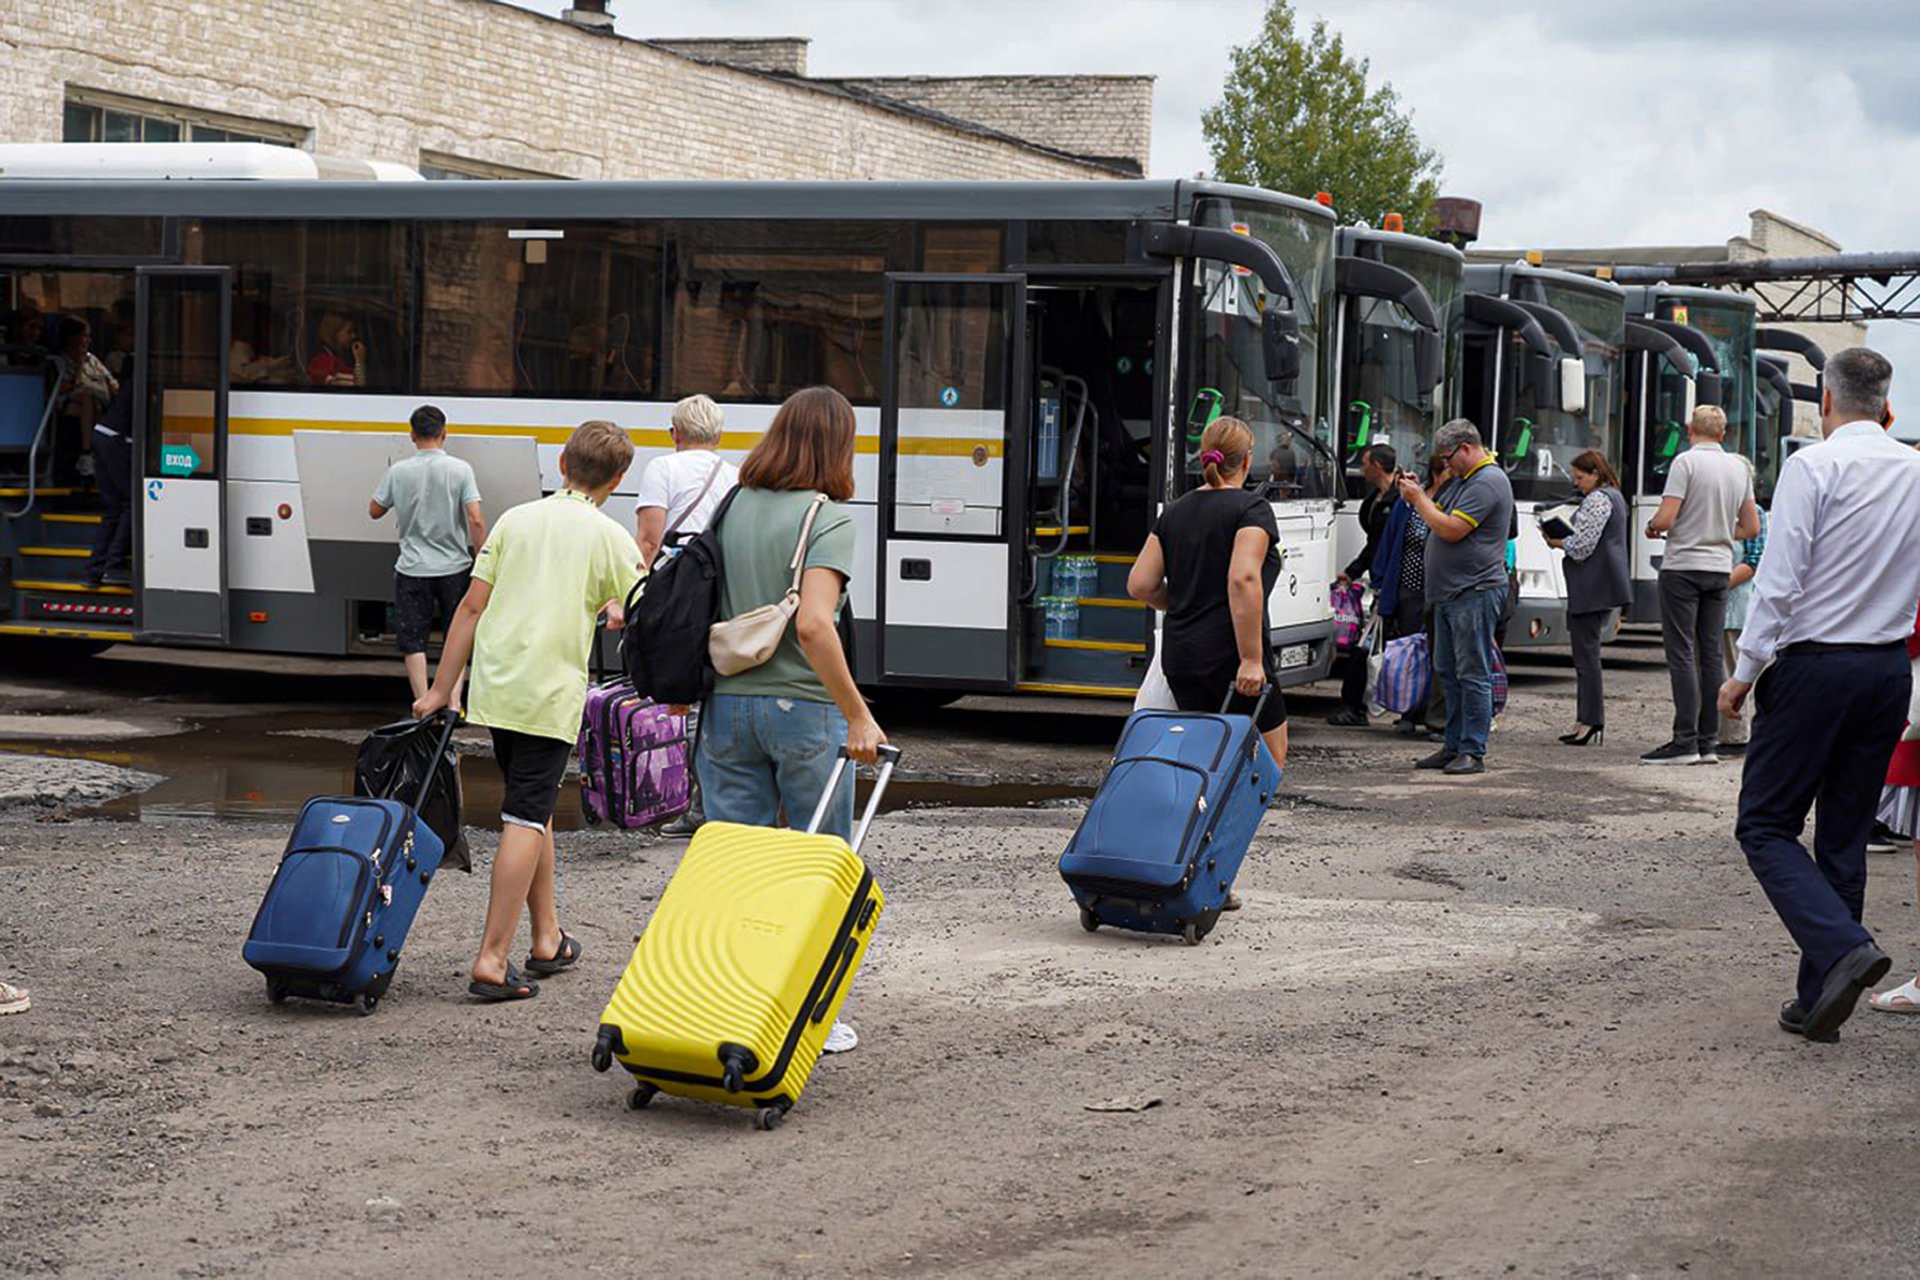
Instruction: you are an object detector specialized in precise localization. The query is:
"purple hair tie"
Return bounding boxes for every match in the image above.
[1199,449,1227,466]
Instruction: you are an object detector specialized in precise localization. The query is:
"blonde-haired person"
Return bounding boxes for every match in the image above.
[1127,416,1288,799]
[636,395,739,836]
[635,394,738,567]
[416,420,641,1002]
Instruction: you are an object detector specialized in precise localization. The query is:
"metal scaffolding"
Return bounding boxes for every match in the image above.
[1604,253,1920,323]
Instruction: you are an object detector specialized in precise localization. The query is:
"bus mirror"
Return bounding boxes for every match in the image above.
[1558,357,1586,416]
[1696,369,1724,409]
[1263,309,1302,383]
[1682,376,1698,422]
[1414,329,1443,393]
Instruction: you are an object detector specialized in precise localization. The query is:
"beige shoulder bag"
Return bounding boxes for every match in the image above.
[709,493,829,677]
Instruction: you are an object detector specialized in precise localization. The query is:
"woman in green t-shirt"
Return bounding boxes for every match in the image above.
[703,386,887,1054]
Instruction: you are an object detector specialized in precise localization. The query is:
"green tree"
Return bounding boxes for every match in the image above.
[1203,0,1443,233]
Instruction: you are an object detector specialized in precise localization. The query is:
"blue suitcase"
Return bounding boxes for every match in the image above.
[1059,695,1281,945]
[243,713,459,1014]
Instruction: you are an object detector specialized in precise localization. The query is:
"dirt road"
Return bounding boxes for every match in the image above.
[2,641,1917,1277]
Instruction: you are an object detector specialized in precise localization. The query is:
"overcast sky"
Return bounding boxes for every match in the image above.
[517,0,1920,428]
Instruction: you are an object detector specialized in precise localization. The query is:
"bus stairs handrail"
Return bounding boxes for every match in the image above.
[1024,369,1093,603]
[1,353,68,521]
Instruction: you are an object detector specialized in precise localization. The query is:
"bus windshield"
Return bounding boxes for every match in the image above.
[1350,241,1460,475]
[1640,353,1694,495]
[1189,198,1334,500]
[1661,298,1763,499]
[1513,279,1623,503]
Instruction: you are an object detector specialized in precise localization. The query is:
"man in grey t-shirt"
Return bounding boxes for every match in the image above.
[371,405,487,710]
[1642,405,1759,765]
[1397,419,1514,775]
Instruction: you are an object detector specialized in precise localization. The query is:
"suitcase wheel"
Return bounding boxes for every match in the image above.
[627,1083,658,1111]
[265,979,288,1006]
[753,1103,789,1132]
[357,993,381,1016]
[1181,922,1202,947]
[1079,906,1100,934]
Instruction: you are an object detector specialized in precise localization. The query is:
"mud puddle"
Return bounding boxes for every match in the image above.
[5,712,1090,831]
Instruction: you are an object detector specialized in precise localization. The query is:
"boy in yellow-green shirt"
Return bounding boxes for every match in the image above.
[416,420,639,1002]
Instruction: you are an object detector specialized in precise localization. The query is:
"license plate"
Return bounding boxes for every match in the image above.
[1279,643,1312,670]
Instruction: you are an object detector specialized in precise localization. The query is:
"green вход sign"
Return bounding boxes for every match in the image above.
[158,444,200,477]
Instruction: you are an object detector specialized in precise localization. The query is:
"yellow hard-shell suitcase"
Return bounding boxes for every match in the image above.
[591,746,894,1129]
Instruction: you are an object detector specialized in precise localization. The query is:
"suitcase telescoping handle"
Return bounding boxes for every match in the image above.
[1219,684,1271,723]
[805,744,902,853]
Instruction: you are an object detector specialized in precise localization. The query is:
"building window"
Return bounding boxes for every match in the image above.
[62,90,305,147]
[418,152,562,181]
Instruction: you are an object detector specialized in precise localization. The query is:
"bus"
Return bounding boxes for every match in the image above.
[1329,225,1456,572]
[1459,263,1626,647]
[0,164,1343,702]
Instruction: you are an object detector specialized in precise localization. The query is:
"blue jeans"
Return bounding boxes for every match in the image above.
[696,693,852,840]
[1432,585,1506,759]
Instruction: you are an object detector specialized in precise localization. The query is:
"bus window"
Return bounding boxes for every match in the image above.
[1023,221,1130,265]
[420,222,661,398]
[0,216,164,258]
[921,225,1004,274]
[665,222,910,406]
[189,220,409,392]
[1188,199,1335,499]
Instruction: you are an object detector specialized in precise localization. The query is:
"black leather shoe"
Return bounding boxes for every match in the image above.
[1802,941,1892,1041]
[1414,748,1457,770]
[1325,706,1369,727]
[1442,754,1485,776]
[1778,999,1838,1043]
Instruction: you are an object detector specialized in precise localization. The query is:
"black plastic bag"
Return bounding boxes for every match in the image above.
[354,715,471,873]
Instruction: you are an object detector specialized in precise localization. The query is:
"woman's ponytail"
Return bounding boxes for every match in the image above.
[1198,416,1254,488]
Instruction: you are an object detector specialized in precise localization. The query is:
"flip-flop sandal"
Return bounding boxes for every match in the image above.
[468,964,539,1002]
[525,931,582,977]
[1868,976,1920,1013]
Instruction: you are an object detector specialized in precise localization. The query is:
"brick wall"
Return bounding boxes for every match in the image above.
[834,75,1155,176]
[0,0,1124,181]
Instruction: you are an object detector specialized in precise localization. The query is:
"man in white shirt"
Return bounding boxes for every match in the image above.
[1719,347,1920,1042]
[634,394,737,567]
[1641,405,1760,766]
[634,394,738,836]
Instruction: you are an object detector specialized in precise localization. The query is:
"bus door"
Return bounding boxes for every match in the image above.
[876,274,1025,688]
[134,266,230,643]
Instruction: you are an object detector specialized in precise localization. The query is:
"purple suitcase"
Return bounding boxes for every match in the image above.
[579,681,691,830]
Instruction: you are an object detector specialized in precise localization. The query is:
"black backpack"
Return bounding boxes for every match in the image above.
[622,487,739,705]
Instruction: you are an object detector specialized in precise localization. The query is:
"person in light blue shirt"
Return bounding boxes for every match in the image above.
[1721,347,1920,1043]
[371,405,486,709]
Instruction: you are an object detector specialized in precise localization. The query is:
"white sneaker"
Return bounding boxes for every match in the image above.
[822,1020,859,1054]
[0,982,30,1015]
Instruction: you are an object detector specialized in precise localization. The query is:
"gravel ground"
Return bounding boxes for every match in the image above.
[2,640,1919,1277]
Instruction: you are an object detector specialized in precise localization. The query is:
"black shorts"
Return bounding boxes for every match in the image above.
[490,727,570,831]
[1164,661,1288,732]
[394,570,470,656]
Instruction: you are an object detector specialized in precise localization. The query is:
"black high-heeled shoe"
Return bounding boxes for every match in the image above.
[1558,726,1604,746]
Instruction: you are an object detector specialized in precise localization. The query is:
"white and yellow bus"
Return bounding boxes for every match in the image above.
[0,148,1346,702]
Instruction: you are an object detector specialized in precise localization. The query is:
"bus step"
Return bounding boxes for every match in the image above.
[14,578,133,598]
[40,513,103,525]
[1069,597,1148,643]
[18,545,91,559]
[1043,638,1146,654]
[0,487,88,499]
[1015,680,1137,700]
